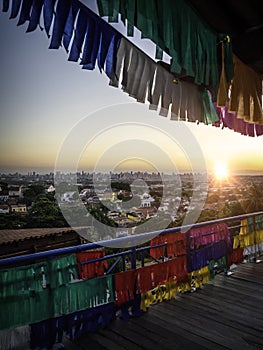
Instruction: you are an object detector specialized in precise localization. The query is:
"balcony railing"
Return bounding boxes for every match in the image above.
[1,211,263,267]
[0,211,263,349]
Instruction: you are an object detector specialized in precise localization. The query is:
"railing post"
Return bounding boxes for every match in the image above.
[253,215,262,264]
[141,251,145,267]
[131,247,137,270]
[253,216,257,263]
[122,255,126,271]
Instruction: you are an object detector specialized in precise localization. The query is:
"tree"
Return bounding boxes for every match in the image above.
[0,182,8,195]
[244,183,263,213]
[117,193,124,201]
[111,182,131,191]
[87,205,117,228]
[206,193,220,204]
[23,184,45,205]
[0,212,28,229]
[85,205,118,241]
[197,209,218,223]
[218,201,245,219]
[27,194,67,227]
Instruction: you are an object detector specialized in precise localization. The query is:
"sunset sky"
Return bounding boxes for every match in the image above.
[0,0,262,176]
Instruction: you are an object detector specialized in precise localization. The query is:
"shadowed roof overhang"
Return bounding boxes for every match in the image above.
[187,0,263,73]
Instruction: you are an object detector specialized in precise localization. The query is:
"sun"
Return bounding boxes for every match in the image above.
[214,162,229,180]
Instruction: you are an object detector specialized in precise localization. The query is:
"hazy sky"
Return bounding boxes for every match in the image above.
[0,0,262,176]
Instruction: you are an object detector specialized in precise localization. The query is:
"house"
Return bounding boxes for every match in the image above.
[136,206,158,219]
[107,211,121,219]
[0,204,9,214]
[10,204,27,213]
[45,185,55,193]
[140,192,155,208]
[61,191,77,202]
[79,187,96,199]
[0,195,9,202]
[8,185,23,198]
[158,203,169,212]
[100,191,115,201]
[86,196,100,205]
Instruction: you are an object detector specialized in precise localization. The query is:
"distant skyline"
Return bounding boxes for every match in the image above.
[0,0,262,177]
[1,169,263,176]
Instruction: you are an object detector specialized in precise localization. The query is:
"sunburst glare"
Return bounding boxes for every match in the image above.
[214,161,229,180]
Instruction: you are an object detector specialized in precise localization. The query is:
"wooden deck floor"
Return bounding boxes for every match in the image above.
[64,258,263,350]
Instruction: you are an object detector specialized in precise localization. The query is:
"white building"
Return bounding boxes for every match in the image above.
[140,192,155,208]
[61,191,77,202]
[45,185,55,193]
[8,185,23,198]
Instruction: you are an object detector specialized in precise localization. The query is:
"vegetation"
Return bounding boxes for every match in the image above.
[87,204,118,228]
[0,182,8,195]
[27,194,68,228]
[243,183,263,213]
[111,182,131,192]
[0,212,28,229]
[23,184,45,204]
[0,185,68,229]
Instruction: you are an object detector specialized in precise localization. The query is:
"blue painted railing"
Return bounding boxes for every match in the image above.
[0,211,262,268]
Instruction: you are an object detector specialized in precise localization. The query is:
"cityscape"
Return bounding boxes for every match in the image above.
[1,170,262,237]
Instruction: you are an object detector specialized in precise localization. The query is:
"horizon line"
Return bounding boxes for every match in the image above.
[1,169,263,177]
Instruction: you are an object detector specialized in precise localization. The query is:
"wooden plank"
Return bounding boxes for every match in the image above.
[187,292,263,334]
[129,313,227,350]
[126,317,199,350]
[204,281,263,310]
[230,273,263,286]
[174,294,263,344]
[153,301,258,350]
[107,318,173,350]
[189,284,263,316]
[147,303,239,349]
[90,327,143,350]
[215,275,263,294]
[64,257,263,350]
[108,315,209,350]
[63,334,107,350]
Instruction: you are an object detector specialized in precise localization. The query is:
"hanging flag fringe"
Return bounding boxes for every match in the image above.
[2,0,262,136]
[3,0,122,79]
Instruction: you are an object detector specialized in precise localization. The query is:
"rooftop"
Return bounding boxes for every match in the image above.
[0,227,78,245]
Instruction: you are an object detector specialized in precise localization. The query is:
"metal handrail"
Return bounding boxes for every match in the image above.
[0,211,262,267]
